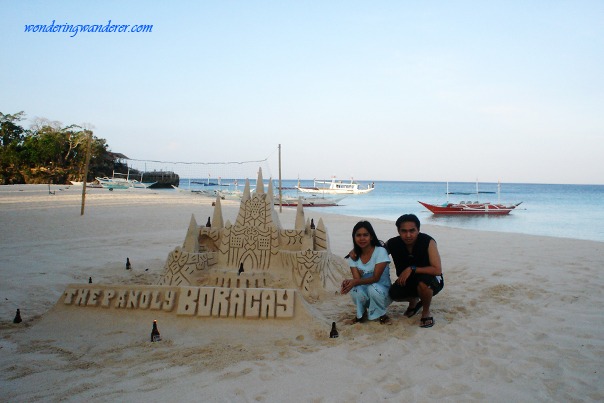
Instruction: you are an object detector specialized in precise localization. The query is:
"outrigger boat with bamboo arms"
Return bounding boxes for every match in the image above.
[296,178,374,195]
[419,181,522,215]
[418,200,522,215]
[96,171,156,189]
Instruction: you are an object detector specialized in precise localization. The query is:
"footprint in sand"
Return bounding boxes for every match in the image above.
[221,367,253,380]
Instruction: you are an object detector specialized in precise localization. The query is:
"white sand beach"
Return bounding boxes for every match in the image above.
[1,184,603,402]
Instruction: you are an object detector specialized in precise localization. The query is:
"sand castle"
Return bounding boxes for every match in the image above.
[59,169,348,320]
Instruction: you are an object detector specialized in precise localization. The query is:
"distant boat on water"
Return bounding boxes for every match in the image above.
[418,201,522,215]
[190,176,232,187]
[420,181,521,215]
[297,178,375,195]
[447,179,496,195]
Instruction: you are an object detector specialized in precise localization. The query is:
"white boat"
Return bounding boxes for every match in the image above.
[96,171,156,189]
[129,179,157,189]
[216,189,245,200]
[297,178,375,195]
[69,181,103,188]
[96,176,130,189]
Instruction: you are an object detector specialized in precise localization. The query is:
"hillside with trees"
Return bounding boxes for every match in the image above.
[1,111,125,185]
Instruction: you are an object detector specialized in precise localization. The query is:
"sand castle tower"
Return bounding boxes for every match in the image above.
[158,169,348,301]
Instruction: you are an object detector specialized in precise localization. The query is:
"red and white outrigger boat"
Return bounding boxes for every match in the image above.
[418,200,522,215]
[419,181,522,215]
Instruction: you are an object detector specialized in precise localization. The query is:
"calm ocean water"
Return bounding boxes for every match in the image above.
[182,179,604,242]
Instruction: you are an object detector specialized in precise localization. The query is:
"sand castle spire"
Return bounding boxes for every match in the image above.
[295,200,305,230]
[268,177,282,229]
[183,214,200,253]
[242,179,251,202]
[212,196,224,229]
[256,168,265,195]
[267,177,274,203]
[315,218,328,250]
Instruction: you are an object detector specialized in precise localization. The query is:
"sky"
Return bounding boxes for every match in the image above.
[1,1,603,185]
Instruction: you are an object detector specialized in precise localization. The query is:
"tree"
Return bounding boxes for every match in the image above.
[1,110,113,184]
[0,111,27,184]
[0,111,26,147]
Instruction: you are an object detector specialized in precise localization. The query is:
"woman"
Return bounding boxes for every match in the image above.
[341,221,392,324]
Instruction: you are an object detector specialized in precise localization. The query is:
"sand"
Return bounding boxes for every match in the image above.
[1,184,603,402]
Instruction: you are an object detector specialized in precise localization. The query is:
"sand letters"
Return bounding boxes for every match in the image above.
[62,285,295,319]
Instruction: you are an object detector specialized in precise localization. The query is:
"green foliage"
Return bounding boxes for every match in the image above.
[0,111,27,184]
[0,111,115,185]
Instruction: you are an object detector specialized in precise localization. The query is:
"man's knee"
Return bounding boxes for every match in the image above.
[417,281,433,295]
[389,284,408,301]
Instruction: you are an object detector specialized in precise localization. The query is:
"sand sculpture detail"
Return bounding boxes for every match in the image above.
[158,168,348,302]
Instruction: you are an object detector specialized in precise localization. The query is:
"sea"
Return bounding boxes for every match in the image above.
[180,179,604,243]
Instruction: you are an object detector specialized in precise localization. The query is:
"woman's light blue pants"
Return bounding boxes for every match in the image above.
[351,283,391,320]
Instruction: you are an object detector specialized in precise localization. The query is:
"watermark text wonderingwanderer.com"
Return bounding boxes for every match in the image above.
[24,20,153,37]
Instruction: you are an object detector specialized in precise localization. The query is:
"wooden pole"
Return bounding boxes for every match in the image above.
[80,131,93,216]
[278,144,282,213]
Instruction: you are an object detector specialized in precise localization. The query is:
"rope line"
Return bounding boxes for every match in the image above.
[126,157,269,165]
[125,146,277,166]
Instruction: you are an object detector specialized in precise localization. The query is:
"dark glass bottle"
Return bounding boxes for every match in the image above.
[206,217,211,227]
[126,257,131,270]
[329,322,338,338]
[151,320,161,342]
[13,309,22,324]
[310,218,315,229]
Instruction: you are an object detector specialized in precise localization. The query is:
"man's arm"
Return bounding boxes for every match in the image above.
[417,239,442,275]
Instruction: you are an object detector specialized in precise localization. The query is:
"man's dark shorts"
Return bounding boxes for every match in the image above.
[389,273,444,301]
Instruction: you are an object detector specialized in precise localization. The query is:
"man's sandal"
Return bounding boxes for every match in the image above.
[403,301,423,318]
[420,317,434,328]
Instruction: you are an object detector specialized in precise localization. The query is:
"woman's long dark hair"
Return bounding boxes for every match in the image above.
[351,221,382,261]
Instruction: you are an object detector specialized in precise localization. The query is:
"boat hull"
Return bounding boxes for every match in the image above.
[419,201,521,215]
[70,181,103,188]
[130,180,157,188]
[276,196,344,207]
[296,187,373,195]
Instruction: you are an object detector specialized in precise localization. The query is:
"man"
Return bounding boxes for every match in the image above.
[386,214,443,328]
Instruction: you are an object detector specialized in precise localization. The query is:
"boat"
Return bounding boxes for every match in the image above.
[129,179,157,189]
[95,176,130,189]
[296,178,375,195]
[69,181,103,188]
[418,201,522,215]
[95,171,156,189]
[276,196,345,207]
[419,181,522,215]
